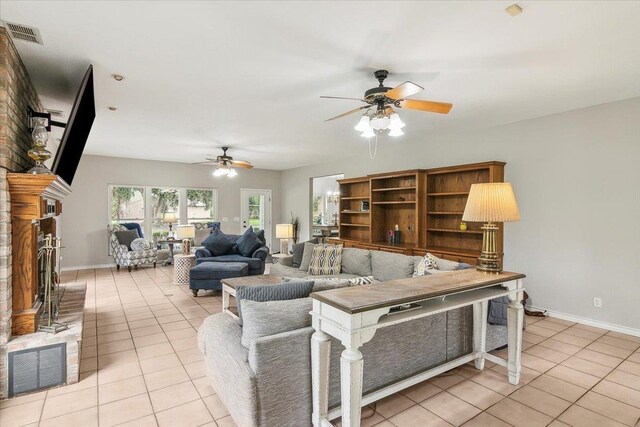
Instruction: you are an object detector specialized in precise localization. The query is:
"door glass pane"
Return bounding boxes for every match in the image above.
[151,187,179,242]
[248,195,264,232]
[110,186,144,226]
[187,189,216,224]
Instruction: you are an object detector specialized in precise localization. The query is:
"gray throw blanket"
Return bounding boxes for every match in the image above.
[487,296,509,325]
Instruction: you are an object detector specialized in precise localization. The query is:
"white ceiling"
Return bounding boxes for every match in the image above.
[2,1,640,170]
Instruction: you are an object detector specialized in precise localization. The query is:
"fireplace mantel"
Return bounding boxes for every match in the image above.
[7,173,72,335]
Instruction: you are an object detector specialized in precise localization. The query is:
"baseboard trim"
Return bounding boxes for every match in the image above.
[528,305,640,338]
[61,263,116,271]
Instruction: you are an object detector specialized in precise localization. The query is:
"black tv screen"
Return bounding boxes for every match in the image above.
[52,65,95,185]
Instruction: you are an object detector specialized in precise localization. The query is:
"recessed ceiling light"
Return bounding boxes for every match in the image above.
[505,4,523,17]
[108,106,118,111]
[111,74,125,81]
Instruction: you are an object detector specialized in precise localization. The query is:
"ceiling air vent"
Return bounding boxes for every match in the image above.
[4,21,43,44]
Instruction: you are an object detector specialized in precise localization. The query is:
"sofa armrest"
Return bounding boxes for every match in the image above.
[252,246,269,261]
[248,326,315,426]
[195,247,212,259]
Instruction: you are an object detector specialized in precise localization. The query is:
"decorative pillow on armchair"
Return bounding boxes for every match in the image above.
[114,229,140,250]
[130,237,151,251]
[413,253,439,277]
[236,228,263,257]
[201,229,235,256]
[308,244,343,276]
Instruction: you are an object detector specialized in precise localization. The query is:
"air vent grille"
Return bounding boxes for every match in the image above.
[4,21,43,44]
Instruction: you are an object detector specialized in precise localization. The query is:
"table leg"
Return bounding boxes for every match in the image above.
[311,330,331,426]
[473,300,488,370]
[340,348,364,427]
[507,279,524,385]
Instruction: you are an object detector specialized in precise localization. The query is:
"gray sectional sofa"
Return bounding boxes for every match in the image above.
[198,248,508,427]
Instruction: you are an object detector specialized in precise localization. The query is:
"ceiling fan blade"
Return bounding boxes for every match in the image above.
[385,81,424,100]
[398,99,453,114]
[231,160,254,169]
[325,106,369,122]
[192,161,216,165]
[320,96,367,102]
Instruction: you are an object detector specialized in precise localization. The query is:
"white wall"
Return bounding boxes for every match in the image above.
[280,97,640,330]
[61,155,281,268]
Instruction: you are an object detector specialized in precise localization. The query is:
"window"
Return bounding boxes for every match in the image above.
[109,186,145,226]
[247,195,264,232]
[187,189,216,224]
[151,187,180,242]
[107,185,217,243]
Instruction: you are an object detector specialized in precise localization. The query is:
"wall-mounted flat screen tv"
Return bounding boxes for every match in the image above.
[51,65,95,185]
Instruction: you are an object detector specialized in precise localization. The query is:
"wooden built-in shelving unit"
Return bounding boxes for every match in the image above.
[331,162,505,265]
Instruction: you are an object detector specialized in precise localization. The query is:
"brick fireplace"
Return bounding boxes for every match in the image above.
[0,27,84,399]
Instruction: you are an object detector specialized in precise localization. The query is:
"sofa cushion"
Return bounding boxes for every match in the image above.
[235,280,314,324]
[255,229,266,246]
[269,263,307,278]
[240,298,312,348]
[308,244,343,276]
[190,262,248,280]
[236,228,262,257]
[198,254,263,271]
[201,229,235,256]
[299,242,316,271]
[114,229,140,250]
[341,248,372,276]
[310,276,374,291]
[291,238,319,268]
[371,251,415,281]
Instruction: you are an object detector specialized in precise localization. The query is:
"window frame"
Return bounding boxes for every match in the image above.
[108,184,218,238]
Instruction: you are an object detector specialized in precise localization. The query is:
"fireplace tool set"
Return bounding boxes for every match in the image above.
[38,234,68,334]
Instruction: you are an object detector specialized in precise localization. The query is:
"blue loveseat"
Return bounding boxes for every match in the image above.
[195,229,269,276]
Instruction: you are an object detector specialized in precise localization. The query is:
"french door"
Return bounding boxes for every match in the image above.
[240,188,272,249]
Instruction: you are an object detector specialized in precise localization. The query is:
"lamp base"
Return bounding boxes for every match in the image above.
[182,239,192,255]
[279,239,289,255]
[476,222,502,273]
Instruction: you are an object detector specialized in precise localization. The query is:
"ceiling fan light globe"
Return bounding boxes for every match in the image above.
[213,167,228,177]
[354,115,370,132]
[370,115,390,130]
[389,128,404,137]
[388,113,406,130]
[227,168,238,177]
[361,127,375,138]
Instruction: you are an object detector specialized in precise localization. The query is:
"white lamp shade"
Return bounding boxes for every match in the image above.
[462,183,521,223]
[388,113,405,130]
[162,212,177,223]
[370,115,390,130]
[354,115,370,132]
[275,223,294,239]
[213,167,228,176]
[360,127,375,138]
[388,128,404,137]
[176,225,195,239]
[227,168,238,177]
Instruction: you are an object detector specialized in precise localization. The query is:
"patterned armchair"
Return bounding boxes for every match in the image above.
[108,224,157,271]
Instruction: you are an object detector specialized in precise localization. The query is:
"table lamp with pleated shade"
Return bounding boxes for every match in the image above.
[463,183,520,273]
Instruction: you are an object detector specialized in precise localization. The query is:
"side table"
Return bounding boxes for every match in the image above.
[174,254,196,285]
[271,253,293,267]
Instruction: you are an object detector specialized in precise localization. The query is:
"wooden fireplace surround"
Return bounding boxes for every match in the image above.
[7,173,71,336]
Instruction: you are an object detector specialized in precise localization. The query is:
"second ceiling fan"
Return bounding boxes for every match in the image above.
[322,69,453,137]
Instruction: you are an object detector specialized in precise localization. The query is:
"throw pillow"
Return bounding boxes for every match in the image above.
[240,298,312,348]
[370,251,415,281]
[201,229,235,256]
[310,276,374,291]
[308,244,343,276]
[348,275,375,285]
[291,238,319,268]
[235,280,314,324]
[235,228,263,257]
[434,256,461,271]
[255,229,266,246]
[298,242,317,271]
[413,253,439,277]
[194,228,212,246]
[130,237,151,251]
[114,229,140,250]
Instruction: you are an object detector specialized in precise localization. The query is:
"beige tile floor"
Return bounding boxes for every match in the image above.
[1,266,639,427]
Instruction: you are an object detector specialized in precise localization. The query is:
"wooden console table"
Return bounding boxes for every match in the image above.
[310,269,525,427]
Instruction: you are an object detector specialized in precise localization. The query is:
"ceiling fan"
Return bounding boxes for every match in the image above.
[321,69,453,137]
[193,147,253,177]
